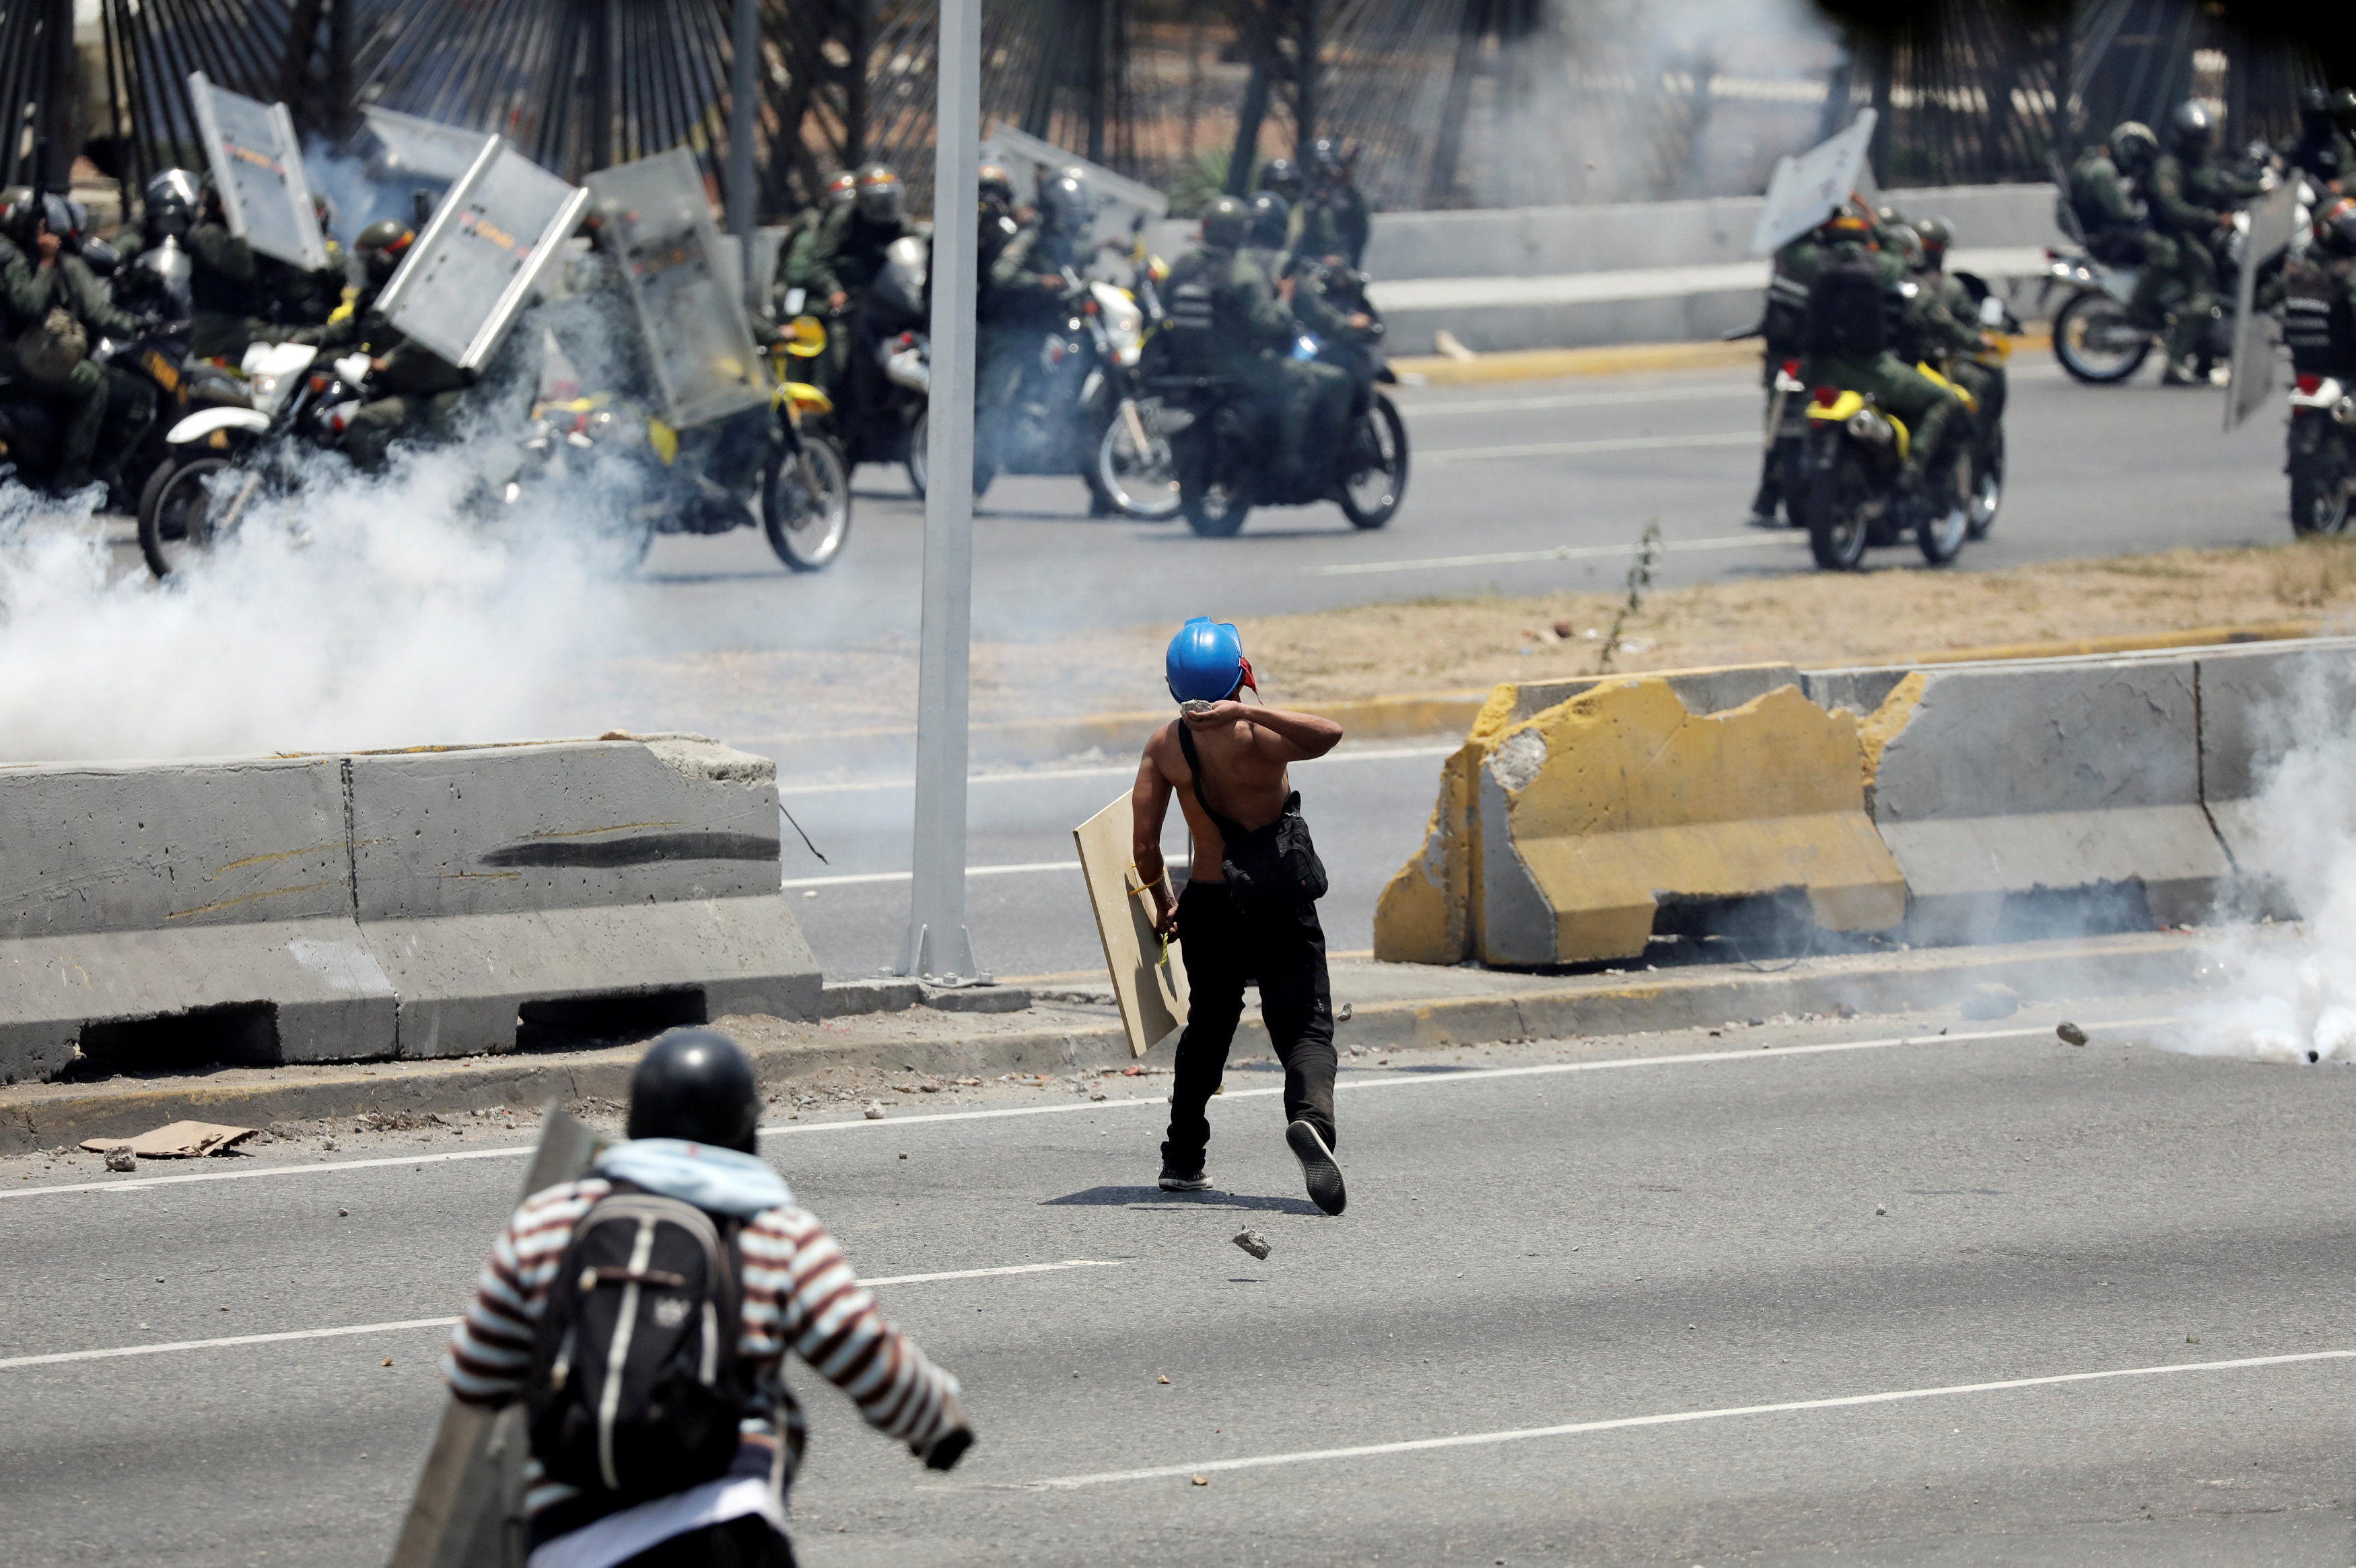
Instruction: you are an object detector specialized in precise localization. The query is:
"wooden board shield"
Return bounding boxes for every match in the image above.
[1074,793,1188,1058]
[386,1105,609,1568]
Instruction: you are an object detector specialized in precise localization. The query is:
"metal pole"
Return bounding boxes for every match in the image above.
[726,0,759,309]
[898,0,983,983]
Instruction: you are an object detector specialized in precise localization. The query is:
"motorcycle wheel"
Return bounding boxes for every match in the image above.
[765,436,854,570]
[1338,393,1410,530]
[1180,441,1252,538]
[2052,292,2151,384]
[1966,425,2004,540]
[1093,400,1182,520]
[2289,449,2351,537]
[1802,441,1873,571]
[137,456,234,579]
[1917,451,1972,566]
[905,408,995,501]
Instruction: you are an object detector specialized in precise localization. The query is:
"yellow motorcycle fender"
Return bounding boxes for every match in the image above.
[1916,361,1978,415]
[782,315,828,357]
[1805,389,1868,423]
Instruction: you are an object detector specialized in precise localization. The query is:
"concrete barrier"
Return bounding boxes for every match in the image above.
[0,735,819,1083]
[1377,674,1905,967]
[1859,660,2230,944]
[2190,638,2356,918]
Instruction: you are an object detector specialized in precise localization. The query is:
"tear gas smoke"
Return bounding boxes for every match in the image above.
[0,397,648,766]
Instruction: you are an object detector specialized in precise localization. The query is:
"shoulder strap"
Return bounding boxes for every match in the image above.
[1175,721,1244,841]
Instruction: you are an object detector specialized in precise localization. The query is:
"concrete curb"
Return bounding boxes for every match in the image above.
[1391,332,2055,387]
[0,928,2233,1154]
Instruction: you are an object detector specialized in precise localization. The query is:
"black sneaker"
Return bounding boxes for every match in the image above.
[1286,1120,1346,1215]
[1158,1166,1212,1192]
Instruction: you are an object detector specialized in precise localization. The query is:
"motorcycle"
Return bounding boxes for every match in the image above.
[2287,371,2356,536]
[799,238,965,497]
[508,323,850,572]
[977,266,1150,515]
[137,340,374,577]
[1093,256,1182,519]
[1797,361,1978,571]
[1945,271,2018,541]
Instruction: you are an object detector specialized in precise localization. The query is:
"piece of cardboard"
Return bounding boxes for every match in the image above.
[81,1120,255,1158]
[387,1104,608,1568]
[1074,793,1187,1058]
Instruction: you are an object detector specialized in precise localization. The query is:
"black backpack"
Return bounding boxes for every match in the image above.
[1803,251,1887,359]
[526,1187,748,1501]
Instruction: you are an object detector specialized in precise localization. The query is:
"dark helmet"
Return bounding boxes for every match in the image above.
[1913,215,1953,266]
[1038,169,1090,230]
[977,162,1014,211]
[1884,222,1925,269]
[2303,85,2334,124]
[355,218,414,283]
[2316,197,2356,257]
[853,162,902,223]
[2109,120,2158,173]
[1813,206,1870,244]
[2166,100,2215,156]
[1245,190,1290,249]
[626,1028,762,1153]
[1257,156,1303,199]
[1309,136,1344,175]
[1873,202,1906,229]
[824,169,858,211]
[1201,194,1249,248]
[144,168,201,239]
[0,186,38,247]
[41,192,77,246]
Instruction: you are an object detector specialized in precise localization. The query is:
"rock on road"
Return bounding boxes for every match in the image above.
[2,997,2349,1565]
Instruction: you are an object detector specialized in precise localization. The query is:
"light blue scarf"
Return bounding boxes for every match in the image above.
[594,1138,795,1218]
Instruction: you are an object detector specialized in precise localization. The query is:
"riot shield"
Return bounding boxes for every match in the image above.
[187,73,330,271]
[361,106,494,184]
[386,1105,609,1568]
[374,137,590,371]
[1749,110,1879,257]
[582,149,769,429]
[2225,181,2302,431]
[982,121,1170,254]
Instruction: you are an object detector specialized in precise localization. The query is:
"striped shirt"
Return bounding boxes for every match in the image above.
[442,1177,961,1542]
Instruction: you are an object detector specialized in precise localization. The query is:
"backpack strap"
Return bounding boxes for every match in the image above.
[1175,721,1246,845]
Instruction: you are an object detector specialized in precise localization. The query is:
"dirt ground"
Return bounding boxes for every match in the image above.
[576,538,2356,740]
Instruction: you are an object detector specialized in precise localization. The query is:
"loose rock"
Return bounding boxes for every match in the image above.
[1233,1228,1272,1260]
[863,1102,886,1120]
[2057,1021,2089,1046]
[1960,982,2019,1020]
[103,1147,135,1172]
[1191,1474,1209,1487]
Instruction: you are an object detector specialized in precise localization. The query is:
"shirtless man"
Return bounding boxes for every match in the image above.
[1132,616,1348,1215]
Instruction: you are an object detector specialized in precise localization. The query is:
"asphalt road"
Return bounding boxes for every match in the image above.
[5,999,2349,1566]
[609,356,2290,657]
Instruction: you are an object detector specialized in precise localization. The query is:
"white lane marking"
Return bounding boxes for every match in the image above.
[1018,1349,2356,1489]
[0,1260,1124,1372]
[1404,385,1752,417]
[1311,532,1797,577]
[776,744,1461,797]
[2,1018,2170,1200]
[783,859,1075,890]
[1421,431,1759,465]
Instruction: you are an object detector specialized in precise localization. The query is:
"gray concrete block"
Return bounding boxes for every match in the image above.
[348,737,782,919]
[0,756,349,939]
[0,915,397,1083]
[1475,738,1556,967]
[363,898,822,1057]
[1802,667,1914,716]
[1869,657,2229,943]
[823,978,925,1018]
[1505,664,1799,725]
[921,985,1033,1014]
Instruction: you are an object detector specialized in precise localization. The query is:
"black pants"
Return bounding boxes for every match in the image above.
[619,1515,796,1567]
[1161,881,1336,1171]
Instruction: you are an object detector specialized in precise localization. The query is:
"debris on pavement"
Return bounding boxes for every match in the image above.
[80,1121,256,1160]
[863,1102,886,1119]
[2057,1021,2089,1046]
[1233,1228,1272,1260]
[1959,982,2019,1020]
[1191,1474,1210,1486]
[102,1147,135,1171]
[1157,1374,1171,1384]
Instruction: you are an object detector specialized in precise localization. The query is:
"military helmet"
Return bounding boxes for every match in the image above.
[0,186,37,247]
[2109,121,2159,172]
[1884,222,1925,269]
[977,162,1014,210]
[2316,197,2356,258]
[854,163,903,223]
[355,218,414,282]
[1200,194,1249,249]
[1257,156,1303,199]
[1813,206,1870,244]
[1038,169,1090,228]
[1245,190,1290,249]
[2303,85,2334,122]
[1873,202,1906,228]
[1913,215,1953,264]
[2166,100,2215,155]
[41,191,77,245]
[825,169,858,210]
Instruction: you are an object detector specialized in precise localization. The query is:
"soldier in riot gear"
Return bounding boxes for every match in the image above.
[1257,157,1305,203]
[2283,197,2356,380]
[1799,209,1965,491]
[314,219,413,352]
[1749,209,1840,525]
[2069,121,2182,341]
[43,193,159,505]
[1162,195,1349,493]
[979,168,1092,430]
[1241,190,1292,279]
[0,187,107,491]
[1298,137,1370,269]
[802,164,916,423]
[2147,100,2256,383]
[2281,86,2356,192]
[1912,215,2005,461]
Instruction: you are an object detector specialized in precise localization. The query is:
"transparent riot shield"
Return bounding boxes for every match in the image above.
[981,121,1170,256]
[187,73,329,271]
[582,149,768,429]
[361,106,493,184]
[2225,181,2302,431]
[1749,110,1879,257]
[374,138,590,371]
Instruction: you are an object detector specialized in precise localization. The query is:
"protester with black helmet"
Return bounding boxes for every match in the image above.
[444,1028,971,1568]
[0,186,106,492]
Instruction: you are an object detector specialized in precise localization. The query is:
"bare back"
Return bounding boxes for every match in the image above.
[1147,716,1298,882]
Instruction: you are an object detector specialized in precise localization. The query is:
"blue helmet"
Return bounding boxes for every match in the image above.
[1167,616,1245,703]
